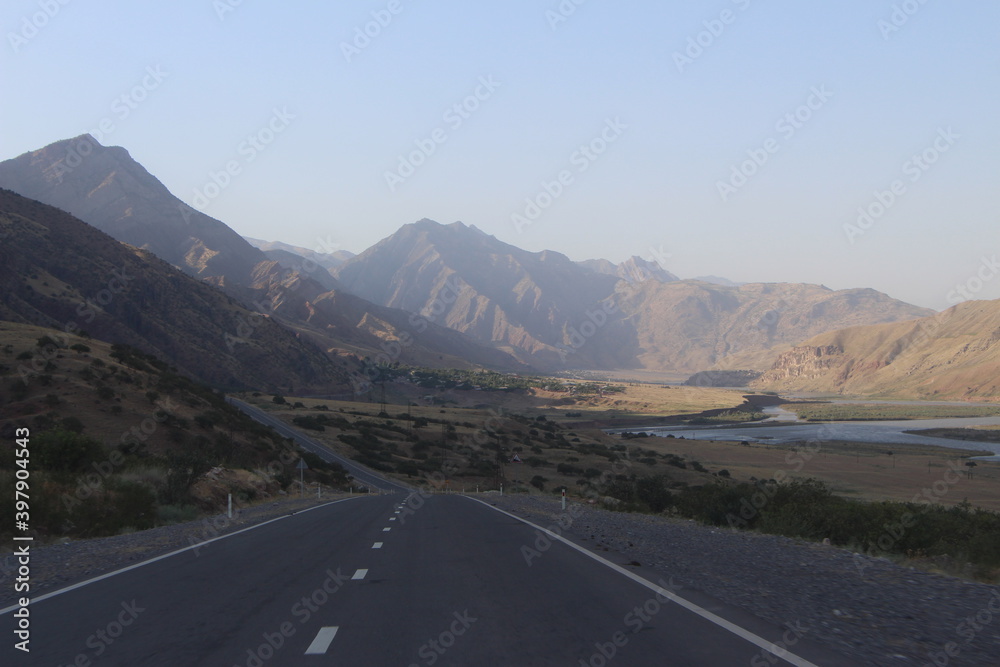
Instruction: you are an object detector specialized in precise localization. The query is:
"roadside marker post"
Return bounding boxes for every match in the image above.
[228,494,232,519]
[562,488,566,511]
[297,459,308,497]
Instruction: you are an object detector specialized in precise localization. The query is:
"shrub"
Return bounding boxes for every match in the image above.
[33,429,106,473]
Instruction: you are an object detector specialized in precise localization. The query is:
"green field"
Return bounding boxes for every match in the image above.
[789,402,1000,422]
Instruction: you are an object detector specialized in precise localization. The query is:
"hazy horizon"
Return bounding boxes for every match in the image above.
[3,0,998,310]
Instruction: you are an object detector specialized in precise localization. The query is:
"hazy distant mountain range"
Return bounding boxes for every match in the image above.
[0,137,526,383]
[0,135,957,394]
[331,220,933,371]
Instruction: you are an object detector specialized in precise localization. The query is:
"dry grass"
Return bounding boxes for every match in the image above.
[641,436,1000,511]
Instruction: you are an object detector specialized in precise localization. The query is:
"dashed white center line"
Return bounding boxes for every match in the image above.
[304,626,339,655]
[352,569,368,580]
[383,527,391,532]
[389,517,396,521]
[372,542,383,549]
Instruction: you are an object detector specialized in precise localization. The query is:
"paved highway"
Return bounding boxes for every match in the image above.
[225,397,412,493]
[3,492,857,665]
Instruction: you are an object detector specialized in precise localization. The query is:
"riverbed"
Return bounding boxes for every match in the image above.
[611,410,1000,461]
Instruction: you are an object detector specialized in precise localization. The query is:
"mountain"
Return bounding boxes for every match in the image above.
[334,220,633,369]
[244,237,355,270]
[0,135,267,283]
[752,300,1000,399]
[0,188,346,392]
[578,256,680,284]
[616,281,935,373]
[694,275,743,287]
[243,237,352,291]
[334,220,934,372]
[0,138,525,375]
[1,137,937,378]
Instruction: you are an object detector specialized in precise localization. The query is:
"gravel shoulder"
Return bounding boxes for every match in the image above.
[488,494,1000,667]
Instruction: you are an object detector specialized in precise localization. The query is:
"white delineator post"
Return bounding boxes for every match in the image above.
[228,493,232,519]
[562,488,566,511]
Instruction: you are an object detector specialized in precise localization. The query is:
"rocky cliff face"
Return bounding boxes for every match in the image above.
[754,345,844,383]
[752,301,1000,399]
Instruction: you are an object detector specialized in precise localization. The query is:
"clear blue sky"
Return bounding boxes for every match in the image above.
[3,0,998,310]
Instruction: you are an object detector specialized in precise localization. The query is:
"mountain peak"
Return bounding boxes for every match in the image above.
[0,136,266,282]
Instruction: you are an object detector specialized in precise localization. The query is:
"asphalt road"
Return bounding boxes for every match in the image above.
[2,493,858,666]
[225,397,412,493]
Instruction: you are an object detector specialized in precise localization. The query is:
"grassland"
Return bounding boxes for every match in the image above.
[636,436,1000,511]
[235,391,727,496]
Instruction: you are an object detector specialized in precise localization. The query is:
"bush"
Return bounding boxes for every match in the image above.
[156,504,199,525]
[33,429,106,473]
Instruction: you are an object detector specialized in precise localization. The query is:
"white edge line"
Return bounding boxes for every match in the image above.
[304,626,339,655]
[0,497,363,615]
[465,497,821,667]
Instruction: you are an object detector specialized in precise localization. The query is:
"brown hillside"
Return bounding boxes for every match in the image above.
[0,189,347,393]
[752,299,1000,399]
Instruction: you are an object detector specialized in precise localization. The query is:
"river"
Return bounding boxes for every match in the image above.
[611,408,1000,461]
